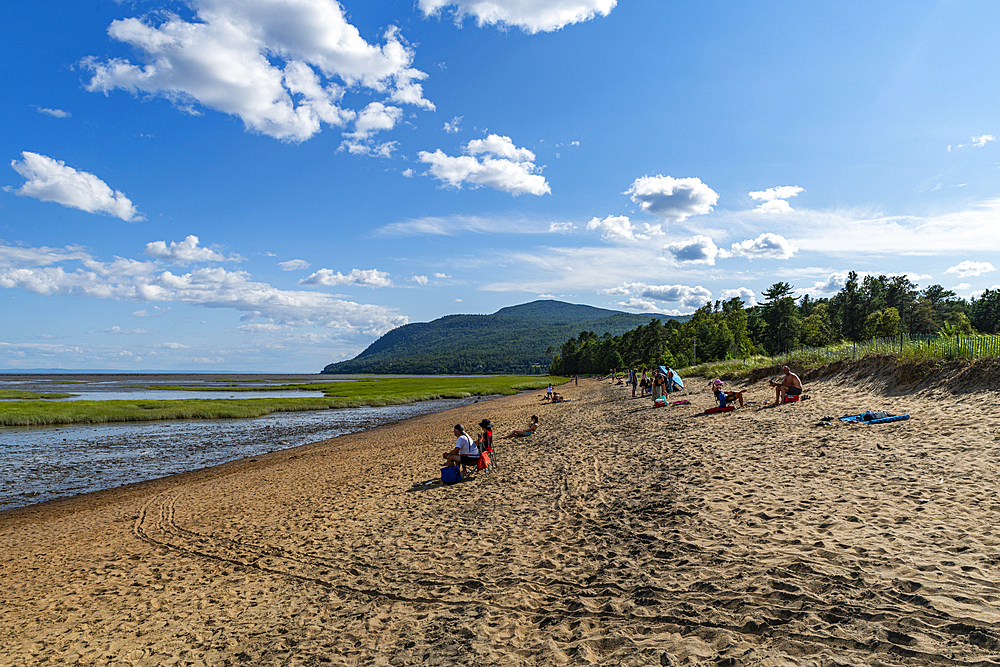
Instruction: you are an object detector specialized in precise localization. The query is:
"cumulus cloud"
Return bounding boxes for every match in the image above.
[600,282,645,296]
[662,235,718,265]
[411,274,429,284]
[145,235,241,265]
[642,283,712,309]
[801,272,850,295]
[300,268,393,288]
[586,215,663,242]
[625,175,718,223]
[0,241,406,335]
[418,0,616,33]
[418,134,550,196]
[946,260,995,278]
[444,116,463,133]
[722,233,796,260]
[279,259,310,271]
[548,221,576,233]
[615,297,684,316]
[720,287,758,307]
[83,0,432,143]
[8,151,142,221]
[749,185,803,213]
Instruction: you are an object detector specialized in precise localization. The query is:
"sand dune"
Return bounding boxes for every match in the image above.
[4,362,1000,665]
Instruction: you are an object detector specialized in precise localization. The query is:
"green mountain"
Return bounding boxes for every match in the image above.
[322,300,687,375]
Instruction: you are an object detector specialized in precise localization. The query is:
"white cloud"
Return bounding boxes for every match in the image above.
[662,235,718,265]
[625,175,718,222]
[36,107,71,118]
[790,199,1000,256]
[748,185,803,214]
[722,233,796,260]
[301,268,393,288]
[720,287,757,307]
[444,116,463,133]
[411,274,429,284]
[434,272,450,279]
[104,326,155,334]
[418,0,616,33]
[586,215,663,242]
[418,134,550,196]
[801,272,850,295]
[0,241,406,336]
[83,0,432,143]
[615,297,684,316]
[548,221,576,233]
[279,259,310,271]
[379,214,559,236]
[945,260,995,278]
[600,282,645,296]
[344,102,403,140]
[972,135,995,148]
[641,283,712,308]
[8,151,142,221]
[132,306,171,317]
[340,139,398,158]
[145,235,241,265]
[402,168,415,178]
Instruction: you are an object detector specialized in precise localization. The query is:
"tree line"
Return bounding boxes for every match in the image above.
[548,272,1000,375]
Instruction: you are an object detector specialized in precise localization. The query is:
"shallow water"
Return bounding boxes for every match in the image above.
[0,393,487,510]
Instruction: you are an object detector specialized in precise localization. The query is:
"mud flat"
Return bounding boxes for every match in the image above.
[3,364,1000,665]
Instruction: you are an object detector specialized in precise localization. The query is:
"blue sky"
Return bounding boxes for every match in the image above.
[2,0,999,372]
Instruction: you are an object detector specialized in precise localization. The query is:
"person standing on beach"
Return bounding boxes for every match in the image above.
[443,424,479,467]
[770,366,803,404]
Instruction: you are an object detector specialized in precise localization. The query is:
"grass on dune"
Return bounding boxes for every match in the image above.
[679,334,1000,383]
[0,376,566,427]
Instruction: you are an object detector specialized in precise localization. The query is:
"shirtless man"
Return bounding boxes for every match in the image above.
[770,366,803,404]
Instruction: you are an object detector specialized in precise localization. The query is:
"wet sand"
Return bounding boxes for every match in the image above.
[4,362,1000,665]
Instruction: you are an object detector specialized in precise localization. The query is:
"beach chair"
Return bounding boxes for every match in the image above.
[462,429,495,479]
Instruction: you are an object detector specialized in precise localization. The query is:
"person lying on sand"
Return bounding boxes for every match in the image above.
[769,366,803,404]
[712,379,744,408]
[443,423,480,467]
[500,415,539,439]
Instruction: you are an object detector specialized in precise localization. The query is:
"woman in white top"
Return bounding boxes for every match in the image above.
[443,424,479,467]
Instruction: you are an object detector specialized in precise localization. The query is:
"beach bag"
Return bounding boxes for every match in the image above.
[477,451,491,471]
[653,397,667,408]
[441,466,462,484]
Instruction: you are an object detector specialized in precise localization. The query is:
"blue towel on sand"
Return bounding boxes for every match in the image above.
[839,412,910,424]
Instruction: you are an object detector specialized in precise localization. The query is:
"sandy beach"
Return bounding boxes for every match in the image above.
[4,360,1000,666]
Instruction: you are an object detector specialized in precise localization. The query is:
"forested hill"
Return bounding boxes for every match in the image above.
[322,300,684,374]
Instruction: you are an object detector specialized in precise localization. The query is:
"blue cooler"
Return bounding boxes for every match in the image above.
[441,465,462,484]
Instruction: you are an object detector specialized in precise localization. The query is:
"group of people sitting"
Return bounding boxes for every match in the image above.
[710,366,803,409]
[442,416,539,469]
[638,369,680,400]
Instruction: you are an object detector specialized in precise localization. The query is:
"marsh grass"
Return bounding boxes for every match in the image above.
[0,391,78,400]
[0,376,564,427]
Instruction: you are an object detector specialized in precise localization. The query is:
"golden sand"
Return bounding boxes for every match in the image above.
[3,365,1000,665]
